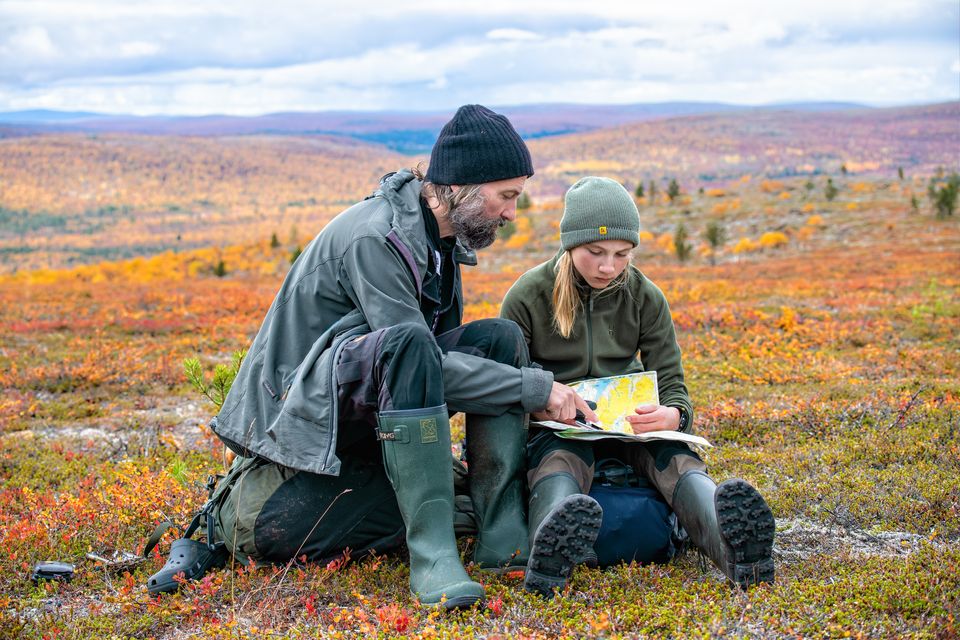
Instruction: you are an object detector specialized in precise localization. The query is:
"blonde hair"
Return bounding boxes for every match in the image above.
[552,252,581,338]
[552,250,631,338]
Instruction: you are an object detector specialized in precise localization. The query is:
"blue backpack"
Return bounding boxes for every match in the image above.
[588,458,680,567]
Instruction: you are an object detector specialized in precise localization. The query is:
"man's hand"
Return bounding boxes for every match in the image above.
[532,382,598,424]
[625,404,680,434]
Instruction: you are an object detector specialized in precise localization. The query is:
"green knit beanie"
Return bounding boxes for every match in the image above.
[560,177,640,251]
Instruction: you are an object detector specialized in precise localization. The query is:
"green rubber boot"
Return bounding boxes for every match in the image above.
[672,471,775,588]
[524,472,602,598]
[378,405,485,610]
[465,409,530,572]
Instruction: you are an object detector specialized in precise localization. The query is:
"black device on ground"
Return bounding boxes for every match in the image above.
[31,561,74,584]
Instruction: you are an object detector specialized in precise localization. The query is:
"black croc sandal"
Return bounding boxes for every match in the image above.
[147,538,228,594]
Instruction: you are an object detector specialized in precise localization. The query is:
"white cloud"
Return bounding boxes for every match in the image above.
[487,28,542,41]
[117,41,162,58]
[0,0,956,113]
[3,25,58,58]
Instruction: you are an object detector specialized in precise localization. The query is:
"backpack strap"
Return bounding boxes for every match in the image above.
[142,455,263,557]
[594,457,652,488]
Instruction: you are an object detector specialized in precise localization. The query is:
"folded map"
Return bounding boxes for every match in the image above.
[531,372,712,448]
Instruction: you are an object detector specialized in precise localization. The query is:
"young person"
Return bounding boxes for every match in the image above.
[500,176,776,596]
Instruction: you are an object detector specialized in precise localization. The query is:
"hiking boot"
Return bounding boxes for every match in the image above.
[465,409,530,572]
[378,405,485,610]
[524,472,602,598]
[672,471,775,588]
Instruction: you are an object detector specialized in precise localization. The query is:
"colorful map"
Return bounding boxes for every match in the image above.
[570,372,659,434]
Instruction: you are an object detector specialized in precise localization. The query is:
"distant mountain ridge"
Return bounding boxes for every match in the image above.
[0,102,869,153]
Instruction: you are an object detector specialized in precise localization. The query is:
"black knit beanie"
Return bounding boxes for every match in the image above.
[425,105,534,185]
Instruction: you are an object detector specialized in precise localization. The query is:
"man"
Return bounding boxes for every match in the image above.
[147,105,598,609]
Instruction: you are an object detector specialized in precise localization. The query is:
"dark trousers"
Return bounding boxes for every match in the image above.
[217,319,528,564]
[526,428,706,507]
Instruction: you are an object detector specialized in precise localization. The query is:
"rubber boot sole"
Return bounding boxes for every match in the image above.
[524,495,602,598]
[715,479,776,588]
[438,592,485,611]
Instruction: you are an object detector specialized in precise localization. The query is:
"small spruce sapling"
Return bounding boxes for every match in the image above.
[667,178,681,203]
[674,223,692,262]
[703,220,726,265]
[825,178,839,202]
[184,349,247,411]
[928,173,959,219]
[517,192,531,210]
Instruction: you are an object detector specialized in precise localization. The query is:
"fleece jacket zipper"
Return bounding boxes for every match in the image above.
[585,291,594,378]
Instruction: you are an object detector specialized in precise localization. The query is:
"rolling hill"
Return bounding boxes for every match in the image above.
[0,101,956,272]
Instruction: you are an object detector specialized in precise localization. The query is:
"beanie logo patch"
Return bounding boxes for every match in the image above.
[599,226,607,235]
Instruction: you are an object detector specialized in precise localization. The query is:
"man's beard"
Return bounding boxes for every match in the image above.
[448,192,501,250]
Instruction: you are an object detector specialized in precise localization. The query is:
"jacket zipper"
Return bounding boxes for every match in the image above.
[585,291,594,378]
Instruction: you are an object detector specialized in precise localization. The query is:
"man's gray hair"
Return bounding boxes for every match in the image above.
[413,164,483,213]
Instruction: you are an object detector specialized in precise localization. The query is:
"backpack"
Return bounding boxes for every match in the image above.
[588,458,680,567]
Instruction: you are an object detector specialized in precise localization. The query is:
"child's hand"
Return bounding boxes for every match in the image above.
[625,404,680,433]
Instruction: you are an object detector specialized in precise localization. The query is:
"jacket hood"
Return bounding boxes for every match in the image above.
[378,170,477,268]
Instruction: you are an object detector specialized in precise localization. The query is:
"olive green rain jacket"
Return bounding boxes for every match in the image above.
[211,170,554,475]
[499,251,694,431]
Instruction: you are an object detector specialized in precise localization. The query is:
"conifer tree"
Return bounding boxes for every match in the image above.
[667,178,680,203]
[674,224,692,262]
[825,178,838,201]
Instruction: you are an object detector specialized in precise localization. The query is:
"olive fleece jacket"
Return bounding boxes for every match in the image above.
[500,251,694,431]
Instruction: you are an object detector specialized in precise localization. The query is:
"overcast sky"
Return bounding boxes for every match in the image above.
[1,0,958,115]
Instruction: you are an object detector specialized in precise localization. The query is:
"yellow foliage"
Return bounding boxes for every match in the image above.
[846,202,859,211]
[806,214,825,226]
[504,233,531,250]
[758,231,789,248]
[711,202,729,215]
[732,237,757,254]
[504,218,532,249]
[778,191,792,200]
[777,306,799,332]
[850,182,874,193]
[796,226,815,241]
[638,230,655,242]
[656,232,675,254]
[801,203,816,213]
[844,160,881,172]
[760,180,785,193]
[705,188,726,198]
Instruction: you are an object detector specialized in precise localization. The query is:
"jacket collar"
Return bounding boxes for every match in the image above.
[378,170,477,269]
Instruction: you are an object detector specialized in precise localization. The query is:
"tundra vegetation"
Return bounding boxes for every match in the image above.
[0,107,958,638]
